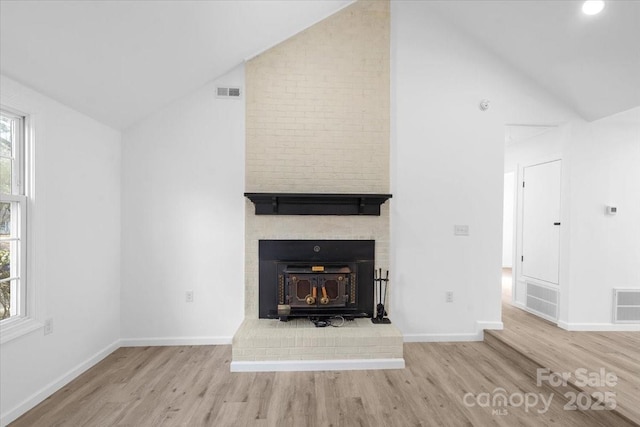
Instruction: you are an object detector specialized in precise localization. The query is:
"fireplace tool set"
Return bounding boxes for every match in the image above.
[372,268,391,324]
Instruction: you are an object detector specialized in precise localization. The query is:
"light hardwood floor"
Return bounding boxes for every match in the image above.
[12,342,598,427]
[13,342,611,426]
[490,269,640,426]
[10,271,637,426]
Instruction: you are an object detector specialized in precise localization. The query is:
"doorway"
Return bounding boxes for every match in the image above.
[516,159,562,322]
[503,124,563,323]
[502,172,515,303]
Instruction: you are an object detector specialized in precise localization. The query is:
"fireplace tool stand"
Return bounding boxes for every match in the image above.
[371,268,391,324]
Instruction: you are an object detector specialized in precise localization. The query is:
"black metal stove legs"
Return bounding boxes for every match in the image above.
[278,304,290,322]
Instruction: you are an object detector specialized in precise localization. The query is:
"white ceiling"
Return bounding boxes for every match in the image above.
[429,0,640,122]
[0,0,352,130]
[1,0,638,130]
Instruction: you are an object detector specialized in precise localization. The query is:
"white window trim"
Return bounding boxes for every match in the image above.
[0,107,41,344]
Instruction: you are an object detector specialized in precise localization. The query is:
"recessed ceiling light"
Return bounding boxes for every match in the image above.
[582,0,605,15]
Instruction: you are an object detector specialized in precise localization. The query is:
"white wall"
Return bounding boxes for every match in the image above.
[120,66,245,344]
[390,1,577,339]
[503,111,640,330]
[502,172,515,268]
[563,111,640,329]
[505,127,565,174]
[0,75,121,424]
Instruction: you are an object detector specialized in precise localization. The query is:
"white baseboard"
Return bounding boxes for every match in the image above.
[230,358,405,372]
[120,336,232,347]
[512,301,527,310]
[403,332,481,342]
[0,339,121,427]
[476,321,504,331]
[401,321,503,343]
[557,321,640,331]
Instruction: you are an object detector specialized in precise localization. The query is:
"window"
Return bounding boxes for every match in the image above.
[0,108,27,324]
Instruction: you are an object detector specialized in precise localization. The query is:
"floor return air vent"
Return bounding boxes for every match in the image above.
[526,282,558,321]
[613,289,640,323]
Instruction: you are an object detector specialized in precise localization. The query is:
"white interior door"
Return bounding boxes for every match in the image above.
[521,160,561,284]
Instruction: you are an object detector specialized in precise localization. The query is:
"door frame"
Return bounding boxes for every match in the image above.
[513,155,563,323]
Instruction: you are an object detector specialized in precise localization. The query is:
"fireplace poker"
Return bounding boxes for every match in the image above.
[379,267,383,304]
[383,269,389,309]
[373,270,382,309]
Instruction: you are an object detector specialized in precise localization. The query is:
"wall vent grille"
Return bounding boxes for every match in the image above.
[217,87,242,99]
[526,282,558,321]
[613,289,640,323]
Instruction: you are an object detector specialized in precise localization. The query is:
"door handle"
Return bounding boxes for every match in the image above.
[553,222,561,226]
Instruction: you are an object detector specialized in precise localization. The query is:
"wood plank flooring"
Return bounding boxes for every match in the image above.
[489,270,640,426]
[12,341,608,427]
[10,269,637,426]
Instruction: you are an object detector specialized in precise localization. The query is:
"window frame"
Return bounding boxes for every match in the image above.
[0,105,39,343]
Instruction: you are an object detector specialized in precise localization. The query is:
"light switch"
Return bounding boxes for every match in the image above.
[454,225,469,236]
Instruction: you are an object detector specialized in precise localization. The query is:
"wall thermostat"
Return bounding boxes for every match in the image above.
[606,206,617,215]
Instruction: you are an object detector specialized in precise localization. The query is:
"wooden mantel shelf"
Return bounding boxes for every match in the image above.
[244,193,392,216]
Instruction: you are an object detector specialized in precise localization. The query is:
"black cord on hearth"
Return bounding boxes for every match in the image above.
[309,316,345,328]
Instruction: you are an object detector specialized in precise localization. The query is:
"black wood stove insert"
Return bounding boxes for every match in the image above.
[259,240,375,320]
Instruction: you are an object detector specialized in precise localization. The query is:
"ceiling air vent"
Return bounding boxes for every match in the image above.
[217,86,242,99]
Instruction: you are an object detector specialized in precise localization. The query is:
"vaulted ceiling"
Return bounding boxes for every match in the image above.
[1,0,638,130]
[0,0,352,129]
[429,0,640,122]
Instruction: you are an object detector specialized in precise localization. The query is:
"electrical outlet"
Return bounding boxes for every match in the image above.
[185,290,194,303]
[44,318,53,335]
[446,291,454,303]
